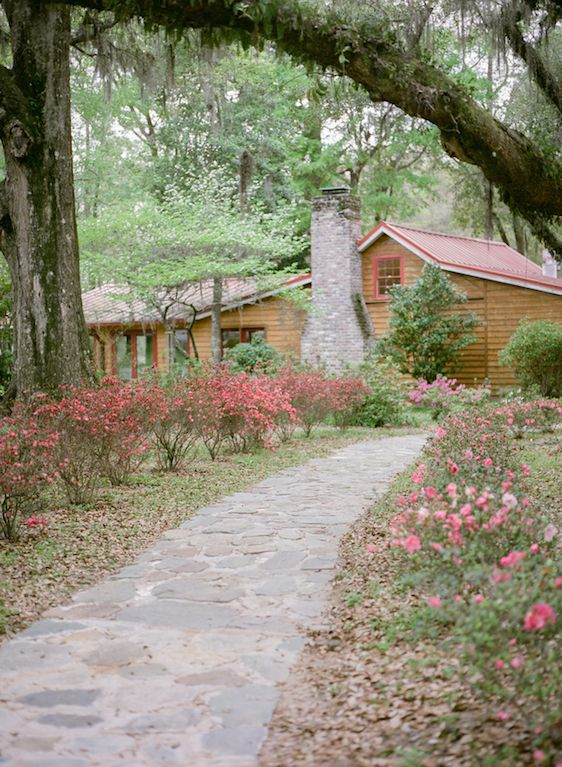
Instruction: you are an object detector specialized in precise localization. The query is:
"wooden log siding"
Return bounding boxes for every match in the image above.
[191,296,307,362]
[361,235,562,390]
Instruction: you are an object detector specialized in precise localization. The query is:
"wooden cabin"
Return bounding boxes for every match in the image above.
[82,276,309,380]
[83,196,562,390]
[357,222,562,389]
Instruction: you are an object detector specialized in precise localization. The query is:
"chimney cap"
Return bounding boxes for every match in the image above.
[320,186,351,195]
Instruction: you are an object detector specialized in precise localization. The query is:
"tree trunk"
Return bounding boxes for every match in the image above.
[0,1,92,396]
[211,276,222,364]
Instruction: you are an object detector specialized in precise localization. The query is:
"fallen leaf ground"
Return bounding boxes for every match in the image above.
[259,432,562,767]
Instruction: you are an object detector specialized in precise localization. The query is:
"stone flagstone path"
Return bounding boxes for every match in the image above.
[0,434,425,767]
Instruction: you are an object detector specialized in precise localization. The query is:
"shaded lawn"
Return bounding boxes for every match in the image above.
[0,425,416,642]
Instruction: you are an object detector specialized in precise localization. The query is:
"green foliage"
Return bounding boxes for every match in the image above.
[79,175,305,290]
[379,264,479,382]
[347,353,409,427]
[499,319,562,398]
[224,336,281,373]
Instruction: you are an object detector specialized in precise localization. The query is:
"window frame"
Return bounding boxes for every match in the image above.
[112,330,158,379]
[221,327,266,352]
[373,254,404,300]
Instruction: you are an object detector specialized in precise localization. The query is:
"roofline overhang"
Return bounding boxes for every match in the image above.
[358,223,562,297]
[195,273,312,320]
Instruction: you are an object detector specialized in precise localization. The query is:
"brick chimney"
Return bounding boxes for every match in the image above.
[301,188,373,370]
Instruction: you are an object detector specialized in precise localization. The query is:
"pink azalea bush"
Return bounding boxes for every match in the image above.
[34,378,150,501]
[0,404,58,540]
[275,364,367,437]
[381,398,562,751]
[188,367,297,457]
[135,379,198,471]
[409,376,491,418]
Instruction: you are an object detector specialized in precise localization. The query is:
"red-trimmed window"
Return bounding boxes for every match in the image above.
[374,255,404,299]
[113,331,157,380]
[222,327,265,352]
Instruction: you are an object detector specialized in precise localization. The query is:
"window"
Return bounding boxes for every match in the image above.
[221,328,265,351]
[169,329,190,370]
[374,256,403,299]
[114,332,157,380]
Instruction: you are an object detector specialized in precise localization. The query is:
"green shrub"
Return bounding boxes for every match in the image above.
[499,319,562,397]
[224,336,281,373]
[378,264,479,382]
[348,354,409,427]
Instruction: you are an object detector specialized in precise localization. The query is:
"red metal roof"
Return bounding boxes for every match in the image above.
[358,221,562,296]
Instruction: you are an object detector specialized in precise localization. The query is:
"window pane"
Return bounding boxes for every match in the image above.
[222,330,240,350]
[116,334,132,381]
[377,259,401,296]
[137,334,154,374]
[174,329,189,366]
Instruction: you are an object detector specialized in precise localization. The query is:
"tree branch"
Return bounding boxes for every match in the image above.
[48,0,562,254]
[71,15,119,46]
[500,0,562,115]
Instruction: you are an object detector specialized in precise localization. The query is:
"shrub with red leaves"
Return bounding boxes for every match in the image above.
[189,367,296,458]
[35,379,150,501]
[135,379,198,471]
[0,404,58,540]
[275,364,366,436]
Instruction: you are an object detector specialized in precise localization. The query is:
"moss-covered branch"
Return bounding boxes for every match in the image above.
[56,0,562,254]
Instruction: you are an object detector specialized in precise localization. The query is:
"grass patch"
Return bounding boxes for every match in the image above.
[0,424,415,641]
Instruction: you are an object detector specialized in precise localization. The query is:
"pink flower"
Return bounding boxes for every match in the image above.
[555,576,562,589]
[533,751,546,764]
[430,542,443,552]
[499,550,526,568]
[508,638,517,647]
[472,594,485,603]
[496,711,510,721]
[510,656,524,669]
[523,602,556,631]
[447,482,457,497]
[501,492,518,509]
[449,462,459,475]
[424,486,438,499]
[530,544,539,554]
[427,596,442,608]
[495,659,505,670]
[544,523,558,542]
[404,535,421,553]
[454,594,463,603]
[492,569,511,584]
[365,543,376,554]
[483,457,493,467]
